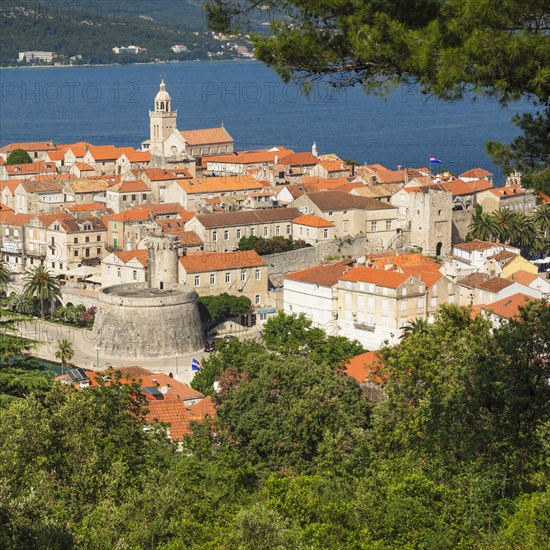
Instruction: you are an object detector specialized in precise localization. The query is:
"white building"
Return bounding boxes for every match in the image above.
[283,260,354,330]
[18,51,54,63]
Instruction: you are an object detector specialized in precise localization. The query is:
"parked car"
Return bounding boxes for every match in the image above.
[204,340,216,352]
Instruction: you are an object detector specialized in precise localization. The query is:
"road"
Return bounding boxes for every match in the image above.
[15,319,263,385]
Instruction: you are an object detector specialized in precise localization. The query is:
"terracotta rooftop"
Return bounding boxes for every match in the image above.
[292,214,334,228]
[86,145,136,161]
[145,399,191,441]
[0,211,34,226]
[143,168,193,181]
[284,259,354,287]
[206,146,294,165]
[113,249,148,266]
[487,185,526,198]
[481,293,535,320]
[180,250,266,273]
[459,273,513,292]
[176,175,267,194]
[460,168,494,178]
[278,152,319,166]
[454,239,501,252]
[69,178,109,194]
[110,180,151,193]
[181,126,234,145]
[67,202,108,213]
[441,178,493,196]
[0,141,56,153]
[507,270,541,287]
[5,161,58,176]
[339,266,415,289]
[345,351,384,384]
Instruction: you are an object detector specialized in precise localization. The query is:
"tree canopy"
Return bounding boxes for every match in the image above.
[206,0,550,193]
[5,149,32,165]
[0,301,548,547]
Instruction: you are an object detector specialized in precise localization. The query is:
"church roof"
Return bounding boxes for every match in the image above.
[180,127,234,146]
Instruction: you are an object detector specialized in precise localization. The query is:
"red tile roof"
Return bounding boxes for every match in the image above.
[345,351,383,384]
[181,126,233,145]
[284,259,354,286]
[292,214,334,228]
[0,141,56,153]
[111,180,151,193]
[339,266,413,289]
[454,239,501,252]
[481,293,535,320]
[278,152,319,166]
[180,250,266,273]
[114,249,148,266]
[487,185,526,198]
[0,211,34,226]
[441,178,493,196]
[145,399,191,441]
[506,270,540,287]
[460,168,494,178]
[206,147,294,165]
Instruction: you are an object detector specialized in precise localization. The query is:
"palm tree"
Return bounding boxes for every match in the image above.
[55,338,74,375]
[0,262,11,291]
[491,208,516,243]
[468,211,499,242]
[400,317,430,340]
[509,212,541,257]
[22,265,61,320]
[530,204,550,241]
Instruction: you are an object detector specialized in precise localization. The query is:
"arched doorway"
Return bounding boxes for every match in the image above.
[436,242,443,256]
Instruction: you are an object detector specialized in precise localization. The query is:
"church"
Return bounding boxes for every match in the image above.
[141,79,234,170]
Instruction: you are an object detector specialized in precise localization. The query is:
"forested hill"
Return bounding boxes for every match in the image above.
[0,1,252,66]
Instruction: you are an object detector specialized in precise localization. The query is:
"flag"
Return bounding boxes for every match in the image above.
[191,358,201,371]
[429,155,442,164]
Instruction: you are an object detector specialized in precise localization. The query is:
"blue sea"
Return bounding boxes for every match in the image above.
[0,60,535,182]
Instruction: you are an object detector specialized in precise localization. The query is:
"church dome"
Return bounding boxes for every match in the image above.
[155,79,171,102]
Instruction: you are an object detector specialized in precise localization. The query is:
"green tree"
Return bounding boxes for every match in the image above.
[491,208,516,244]
[5,148,32,165]
[530,203,550,248]
[399,317,430,340]
[198,293,251,323]
[22,265,61,320]
[468,209,499,242]
[207,0,550,193]
[0,262,11,290]
[55,338,74,375]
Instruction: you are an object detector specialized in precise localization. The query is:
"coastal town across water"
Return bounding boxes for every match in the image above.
[1,79,549,441]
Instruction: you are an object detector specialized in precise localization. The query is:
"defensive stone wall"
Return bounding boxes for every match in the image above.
[93,282,204,359]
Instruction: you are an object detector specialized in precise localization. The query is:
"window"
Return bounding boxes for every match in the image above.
[85,236,90,243]
[85,248,90,258]
[133,270,138,280]
[96,248,101,255]
[386,220,392,230]
[194,275,200,286]
[241,271,246,282]
[418,297,425,308]
[210,273,216,285]
[371,221,377,231]
[131,194,136,201]
[401,299,407,311]
[74,250,79,257]
[255,269,260,280]
[323,229,329,239]
[328,211,333,216]
[255,295,260,305]
[224,230,229,240]
[402,288,407,296]
[343,210,348,215]
[212,231,217,242]
[117,268,121,278]
[300,227,303,236]
[306,228,310,237]
[263,226,268,237]
[73,237,78,244]
[431,297,437,308]
[286,224,291,234]
[343,221,349,232]
[225,272,230,284]
[275,225,280,236]
[250,228,255,236]
[236,229,242,239]
[382,299,389,310]
[142,194,147,200]
[54,224,59,231]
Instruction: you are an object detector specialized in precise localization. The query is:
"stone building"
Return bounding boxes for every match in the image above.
[93,234,204,359]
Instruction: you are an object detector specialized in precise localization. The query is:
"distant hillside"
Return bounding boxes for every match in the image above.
[0,1,253,66]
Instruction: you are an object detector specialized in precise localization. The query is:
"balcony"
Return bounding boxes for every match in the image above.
[354,321,376,332]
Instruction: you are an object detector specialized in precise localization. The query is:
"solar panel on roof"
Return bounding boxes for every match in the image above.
[67,368,89,383]
[140,386,164,400]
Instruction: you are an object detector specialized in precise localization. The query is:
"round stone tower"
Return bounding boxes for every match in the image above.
[92,235,204,360]
[147,234,179,290]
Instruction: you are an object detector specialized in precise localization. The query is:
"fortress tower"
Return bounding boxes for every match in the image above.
[93,234,204,359]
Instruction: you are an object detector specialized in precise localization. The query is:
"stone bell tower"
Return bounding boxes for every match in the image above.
[146,234,179,291]
[149,79,178,157]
